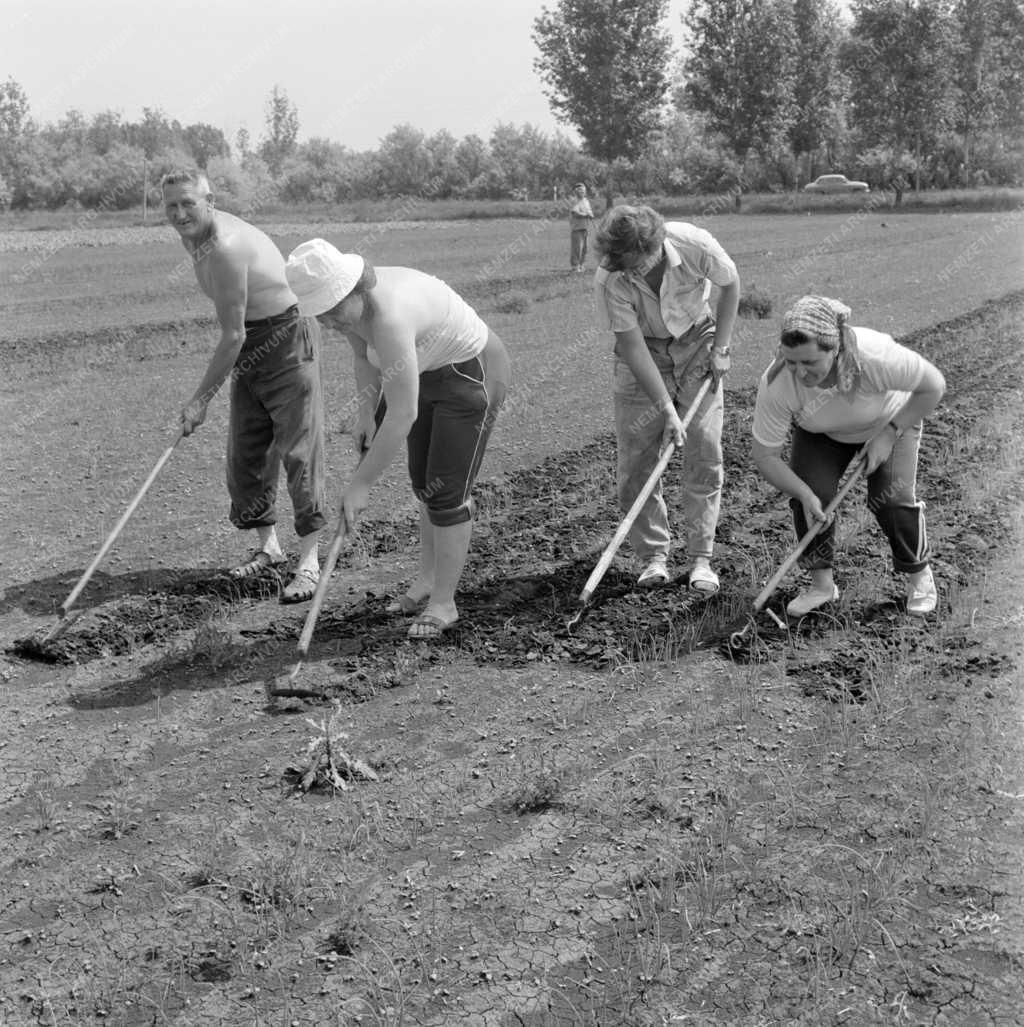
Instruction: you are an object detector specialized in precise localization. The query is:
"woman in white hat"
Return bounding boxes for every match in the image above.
[750,295,946,618]
[285,239,511,639]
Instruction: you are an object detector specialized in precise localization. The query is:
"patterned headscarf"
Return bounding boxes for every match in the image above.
[782,295,850,346]
[769,295,861,398]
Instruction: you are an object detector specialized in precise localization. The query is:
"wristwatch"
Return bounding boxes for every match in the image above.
[713,346,730,356]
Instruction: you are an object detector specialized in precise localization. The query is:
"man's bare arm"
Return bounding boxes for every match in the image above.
[181,249,249,434]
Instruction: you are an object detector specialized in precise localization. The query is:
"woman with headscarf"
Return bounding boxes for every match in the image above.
[750,295,946,617]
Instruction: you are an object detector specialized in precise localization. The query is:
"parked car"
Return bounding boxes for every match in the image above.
[803,174,870,194]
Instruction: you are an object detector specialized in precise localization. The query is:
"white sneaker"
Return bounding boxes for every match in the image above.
[786,583,839,617]
[906,566,937,616]
[637,560,670,588]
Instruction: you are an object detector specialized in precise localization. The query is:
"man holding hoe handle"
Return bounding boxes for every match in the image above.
[162,168,327,603]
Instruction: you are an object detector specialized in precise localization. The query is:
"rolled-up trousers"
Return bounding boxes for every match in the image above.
[613,317,723,564]
[790,423,929,574]
[226,307,327,538]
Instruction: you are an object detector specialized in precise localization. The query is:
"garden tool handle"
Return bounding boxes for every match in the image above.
[294,443,369,659]
[578,376,713,606]
[60,429,185,618]
[295,517,349,658]
[751,449,868,614]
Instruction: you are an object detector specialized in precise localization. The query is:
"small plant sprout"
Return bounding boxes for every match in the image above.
[287,704,379,793]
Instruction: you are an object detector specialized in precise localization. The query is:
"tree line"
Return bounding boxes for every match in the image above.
[1,0,1020,213]
[535,0,1023,196]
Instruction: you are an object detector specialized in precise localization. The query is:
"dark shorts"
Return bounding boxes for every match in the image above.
[375,346,509,527]
[410,355,505,526]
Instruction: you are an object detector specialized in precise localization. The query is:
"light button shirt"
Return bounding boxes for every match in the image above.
[569,197,594,229]
[594,221,738,340]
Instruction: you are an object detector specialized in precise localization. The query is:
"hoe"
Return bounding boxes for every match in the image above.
[725,448,867,659]
[567,375,713,630]
[13,430,184,661]
[270,515,351,696]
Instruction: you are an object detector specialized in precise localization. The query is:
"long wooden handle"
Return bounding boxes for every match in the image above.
[578,376,713,605]
[60,430,185,617]
[751,450,867,614]
[295,517,349,657]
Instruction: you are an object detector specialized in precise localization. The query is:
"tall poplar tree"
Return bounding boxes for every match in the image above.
[842,0,957,188]
[788,0,846,172]
[260,85,300,177]
[532,0,674,163]
[682,0,798,163]
[952,0,1024,181]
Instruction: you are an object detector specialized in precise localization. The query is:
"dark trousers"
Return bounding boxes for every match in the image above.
[790,424,929,573]
[570,228,589,269]
[226,308,327,538]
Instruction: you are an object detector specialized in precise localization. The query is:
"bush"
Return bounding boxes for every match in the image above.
[63,143,146,210]
[738,285,773,319]
[208,156,276,217]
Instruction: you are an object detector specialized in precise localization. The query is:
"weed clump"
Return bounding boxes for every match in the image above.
[186,606,236,669]
[323,901,369,957]
[738,284,773,319]
[502,763,567,814]
[285,706,380,793]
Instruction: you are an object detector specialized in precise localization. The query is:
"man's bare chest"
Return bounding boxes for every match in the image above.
[194,264,216,299]
[187,240,220,298]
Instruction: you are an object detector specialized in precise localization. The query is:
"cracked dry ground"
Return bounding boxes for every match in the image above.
[2,293,1023,1026]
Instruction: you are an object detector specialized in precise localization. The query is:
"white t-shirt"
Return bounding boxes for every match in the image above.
[752,327,927,446]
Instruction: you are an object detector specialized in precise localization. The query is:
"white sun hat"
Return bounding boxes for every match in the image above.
[285,238,365,317]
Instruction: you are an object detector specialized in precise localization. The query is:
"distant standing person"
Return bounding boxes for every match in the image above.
[569,183,595,272]
[750,295,945,617]
[162,169,326,603]
[284,239,512,639]
[594,204,740,594]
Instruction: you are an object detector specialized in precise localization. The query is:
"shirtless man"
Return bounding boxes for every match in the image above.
[162,169,326,602]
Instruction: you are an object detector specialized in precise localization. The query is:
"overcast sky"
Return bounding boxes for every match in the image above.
[6,0,692,151]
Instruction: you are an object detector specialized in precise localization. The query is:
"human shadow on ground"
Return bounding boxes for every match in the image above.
[4,566,287,664]
[54,561,923,713]
[65,633,297,710]
[63,601,381,711]
[1,564,285,619]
